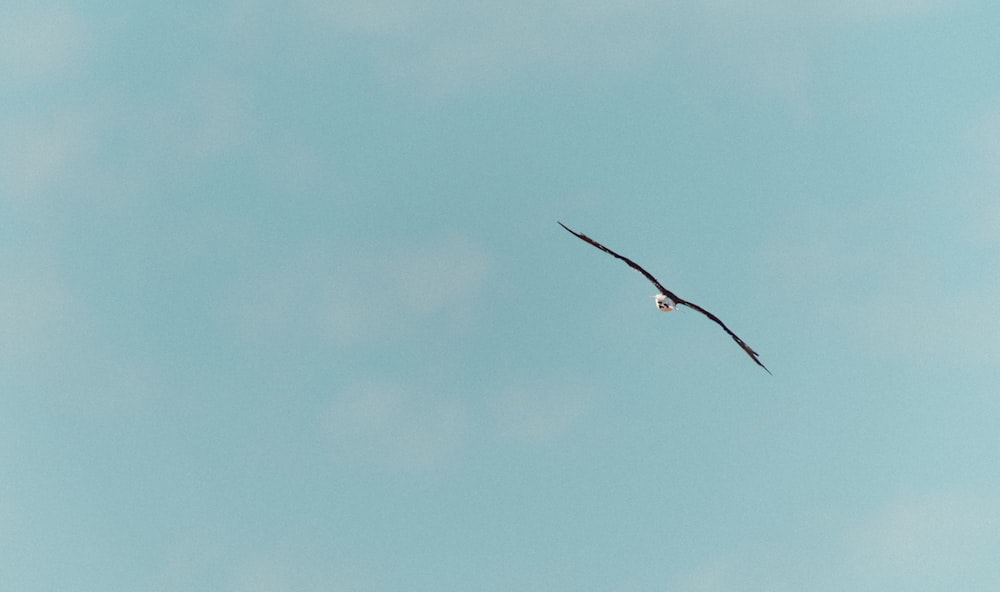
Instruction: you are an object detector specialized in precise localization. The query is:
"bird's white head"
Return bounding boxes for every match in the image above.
[653,293,676,311]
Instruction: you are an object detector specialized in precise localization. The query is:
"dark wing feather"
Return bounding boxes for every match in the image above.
[676,298,772,375]
[558,221,771,374]
[557,221,680,301]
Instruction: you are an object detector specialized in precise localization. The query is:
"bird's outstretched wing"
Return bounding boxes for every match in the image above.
[675,298,772,375]
[558,221,771,374]
[557,221,681,302]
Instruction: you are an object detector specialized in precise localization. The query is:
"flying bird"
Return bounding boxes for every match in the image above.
[558,221,771,374]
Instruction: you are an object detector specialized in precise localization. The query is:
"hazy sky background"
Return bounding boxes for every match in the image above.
[3,1,1000,590]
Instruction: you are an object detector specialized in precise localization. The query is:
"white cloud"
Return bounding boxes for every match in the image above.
[666,557,739,592]
[226,547,374,592]
[297,0,957,104]
[0,5,91,87]
[253,135,353,204]
[0,254,153,415]
[153,536,228,590]
[490,382,593,444]
[0,255,81,364]
[156,536,373,591]
[697,0,952,27]
[973,104,1000,176]
[321,234,489,345]
[0,497,16,542]
[181,78,256,159]
[815,0,953,22]
[56,354,154,417]
[227,233,488,347]
[323,380,468,471]
[758,178,1000,369]
[387,234,488,317]
[965,103,1000,246]
[845,489,1000,589]
[301,0,427,34]
[857,265,1000,367]
[666,488,1000,591]
[0,108,102,203]
[2,62,257,208]
[849,103,1000,367]
[142,74,258,161]
[301,1,673,96]
[757,198,875,323]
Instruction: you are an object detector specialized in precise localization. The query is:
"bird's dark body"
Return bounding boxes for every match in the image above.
[558,221,771,374]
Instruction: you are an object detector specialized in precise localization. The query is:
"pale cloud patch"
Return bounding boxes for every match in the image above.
[972,103,1000,177]
[298,0,956,107]
[0,254,82,364]
[698,0,954,27]
[845,489,1000,588]
[299,1,682,95]
[376,3,663,96]
[0,497,16,541]
[227,234,488,347]
[758,189,1000,368]
[815,0,955,23]
[689,0,815,114]
[388,234,488,317]
[667,557,739,592]
[55,354,154,417]
[0,254,153,415]
[226,246,352,345]
[227,269,302,340]
[664,488,1000,591]
[321,234,488,345]
[964,103,1000,246]
[851,104,1000,367]
[321,274,384,347]
[153,536,227,590]
[757,198,875,324]
[857,265,1000,367]
[301,0,427,34]
[689,0,952,117]
[490,381,594,444]
[254,135,353,204]
[323,380,468,471]
[0,108,102,203]
[227,547,374,592]
[132,73,257,166]
[232,553,293,592]
[2,71,253,210]
[174,77,256,159]
[0,4,91,87]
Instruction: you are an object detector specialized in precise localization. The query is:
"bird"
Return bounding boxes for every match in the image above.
[558,221,771,374]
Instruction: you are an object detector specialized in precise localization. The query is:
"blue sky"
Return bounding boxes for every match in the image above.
[3,1,1000,590]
